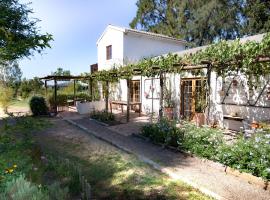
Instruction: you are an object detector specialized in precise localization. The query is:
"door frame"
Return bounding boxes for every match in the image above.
[180,77,206,119]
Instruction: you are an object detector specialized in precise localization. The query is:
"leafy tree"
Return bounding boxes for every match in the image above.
[241,0,270,35]
[0,61,22,97]
[19,77,44,98]
[130,0,270,46]
[52,67,71,76]
[0,0,53,62]
[0,84,13,113]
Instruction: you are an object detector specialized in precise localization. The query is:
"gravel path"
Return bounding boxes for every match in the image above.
[69,118,270,200]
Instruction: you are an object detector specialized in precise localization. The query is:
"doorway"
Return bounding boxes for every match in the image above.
[130,80,140,111]
[180,78,206,119]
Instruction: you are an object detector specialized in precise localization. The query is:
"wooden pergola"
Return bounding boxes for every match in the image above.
[40,75,93,113]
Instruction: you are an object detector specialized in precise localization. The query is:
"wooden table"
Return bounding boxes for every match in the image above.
[110,101,142,116]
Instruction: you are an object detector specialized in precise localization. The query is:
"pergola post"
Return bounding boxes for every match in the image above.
[54,79,57,113]
[159,72,164,119]
[45,80,47,97]
[89,78,93,102]
[150,77,154,123]
[126,78,131,123]
[73,79,76,106]
[105,80,109,112]
[206,64,212,124]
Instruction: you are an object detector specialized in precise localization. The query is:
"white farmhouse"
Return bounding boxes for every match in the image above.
[94,25,270,131]
[96,25,187,116]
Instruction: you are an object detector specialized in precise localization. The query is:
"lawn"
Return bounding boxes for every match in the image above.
[34,118,212,200]
[10,98,29,108]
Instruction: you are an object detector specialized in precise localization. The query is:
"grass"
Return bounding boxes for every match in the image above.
[0,117,83,199]
[36,120,212,200]
[10,98,29,108]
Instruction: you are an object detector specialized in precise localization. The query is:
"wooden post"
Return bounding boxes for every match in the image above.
[159,72,164,119]
[73,80,76,106]
[54,79,57,113]
[151,77,154,123]
[45,80,47,97]
[89,78,93,101]
[126,79,130,123]
[206,64,212,124]
[105,81,109,112]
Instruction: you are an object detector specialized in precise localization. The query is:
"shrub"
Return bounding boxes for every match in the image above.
[141,118,184,147]
[0,175,49,200]
[47,182,69,200]
[47,93,92,108]
[180,122,224,159]
[29,96,48,116]
[217,133,270,180]
[90,111,115,122]
[0,85,13,113]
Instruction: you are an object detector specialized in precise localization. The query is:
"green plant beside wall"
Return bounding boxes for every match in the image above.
[29,96,48,116]
[0,85,13,113]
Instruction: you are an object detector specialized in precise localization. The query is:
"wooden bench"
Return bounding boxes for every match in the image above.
[110,101,142,116]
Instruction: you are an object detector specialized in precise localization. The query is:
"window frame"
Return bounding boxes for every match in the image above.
[106,45,112,60]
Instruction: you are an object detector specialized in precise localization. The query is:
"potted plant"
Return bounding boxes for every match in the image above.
[163,87,174,120]
[193,82,207,127]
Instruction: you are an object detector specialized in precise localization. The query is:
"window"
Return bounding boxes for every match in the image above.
[106,45,112,60]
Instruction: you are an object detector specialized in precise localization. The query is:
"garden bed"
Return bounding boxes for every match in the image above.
[140,119,270,186]
[90,111,122,126]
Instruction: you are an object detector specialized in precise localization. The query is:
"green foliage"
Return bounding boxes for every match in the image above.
[47,93,92,108]
[0,0,52,62]
[0,117,80,199]
[29,96,48,116]
[141,118,184,147]
[141,121,270,180]
[0,175,49,200]
[0,61,22,97]
[47,182,69,200]
[130,0,270,46]
[217,133,270,180]
[179,122,224,159]
[20,77,44,99]
[90,111,115,123]
[51,68,71,76]
[0,85,13,113]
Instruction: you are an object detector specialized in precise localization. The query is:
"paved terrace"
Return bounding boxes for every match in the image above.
[58,112,270,200]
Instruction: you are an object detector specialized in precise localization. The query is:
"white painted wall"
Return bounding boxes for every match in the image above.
[97,27,124,71]
[208,72,270,130]
[123,32,185,63]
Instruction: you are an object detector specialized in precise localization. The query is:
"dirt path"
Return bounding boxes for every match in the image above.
[68,118,270,200]
[35,118,211,200]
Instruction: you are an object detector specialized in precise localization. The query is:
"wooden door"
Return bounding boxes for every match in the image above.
[130,80,140,102]
[181,78,206,119]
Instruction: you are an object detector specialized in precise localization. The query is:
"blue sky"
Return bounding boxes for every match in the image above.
[19,0,138,78]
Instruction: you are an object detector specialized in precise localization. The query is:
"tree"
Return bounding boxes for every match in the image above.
[130,0,270,46]
[241,0,270,35]
[0,61,22,97]
[19,77,44,98]
[0,84,13,113]
[52,68,71,76]
[0,0,53,62]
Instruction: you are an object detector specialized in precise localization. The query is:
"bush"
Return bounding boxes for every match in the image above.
[30,96,48,116]
[217,133,270,180]
[47,182,69,200]
[0,85,13,113]
[180,122,224,159]
[0,175,49,200]
[90,110,115,122]
[141,118,184,147]
[47,93,92,108]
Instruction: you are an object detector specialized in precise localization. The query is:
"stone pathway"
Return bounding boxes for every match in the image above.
[67,117,270,200]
